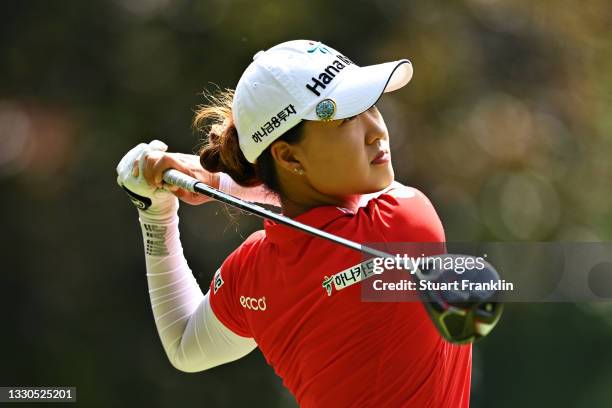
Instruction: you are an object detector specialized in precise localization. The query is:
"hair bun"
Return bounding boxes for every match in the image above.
[195,90,261,187]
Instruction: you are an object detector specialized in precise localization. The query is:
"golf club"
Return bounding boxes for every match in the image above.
[162,169,503,344]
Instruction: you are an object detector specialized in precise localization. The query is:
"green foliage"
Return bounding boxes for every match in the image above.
[1,1,612,406]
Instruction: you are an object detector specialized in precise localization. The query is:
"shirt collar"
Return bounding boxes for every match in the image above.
[264,205,353,244]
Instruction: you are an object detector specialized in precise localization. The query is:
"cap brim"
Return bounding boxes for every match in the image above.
[303,59,413,121]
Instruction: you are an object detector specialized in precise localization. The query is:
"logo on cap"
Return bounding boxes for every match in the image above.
[307,41,331,54]
[316,99,336,121]
[304,54,354,97]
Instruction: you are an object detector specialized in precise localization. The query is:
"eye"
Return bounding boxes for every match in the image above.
[342,114,357,124]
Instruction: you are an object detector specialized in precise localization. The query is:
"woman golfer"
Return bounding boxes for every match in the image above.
[116,40,471,407]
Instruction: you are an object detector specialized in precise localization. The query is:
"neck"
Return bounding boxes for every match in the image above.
[276,169,361,218]
[280,194,360,218]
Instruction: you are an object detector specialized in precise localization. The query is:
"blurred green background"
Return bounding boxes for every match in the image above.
[2,0,612,406]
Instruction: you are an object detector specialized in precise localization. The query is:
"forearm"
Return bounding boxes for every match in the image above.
[176,151,399,208]
[172,153,280,207]
[139,210,257,372]
[172,153,403,207]
[117,141,255,371]
[139,211,204,369]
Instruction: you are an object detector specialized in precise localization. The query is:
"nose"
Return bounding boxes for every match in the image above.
[363,108,386,145]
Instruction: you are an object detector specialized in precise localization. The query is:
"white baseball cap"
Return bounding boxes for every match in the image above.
[233,40,413,163]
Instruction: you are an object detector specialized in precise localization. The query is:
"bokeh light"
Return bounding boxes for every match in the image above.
[2,1,612,407]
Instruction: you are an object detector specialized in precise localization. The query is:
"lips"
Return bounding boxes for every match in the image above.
[371,150,390,164]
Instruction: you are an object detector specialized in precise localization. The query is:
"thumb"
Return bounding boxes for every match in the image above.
[148,140,168,152]
[166,184,180,193]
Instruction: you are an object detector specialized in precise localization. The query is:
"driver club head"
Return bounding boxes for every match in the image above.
[415,254,504,344]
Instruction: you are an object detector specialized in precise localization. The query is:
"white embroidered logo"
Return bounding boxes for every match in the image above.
[240,296,267,311]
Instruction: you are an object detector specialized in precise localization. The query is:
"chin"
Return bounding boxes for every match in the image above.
[373,167,394,190]
[375,178,394,192]
[362,173,394,194]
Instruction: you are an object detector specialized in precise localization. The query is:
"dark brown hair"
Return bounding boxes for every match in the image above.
[195,89,304,195]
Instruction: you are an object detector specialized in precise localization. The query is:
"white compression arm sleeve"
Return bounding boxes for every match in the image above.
[139,211,257,373]
[138,179,403,372]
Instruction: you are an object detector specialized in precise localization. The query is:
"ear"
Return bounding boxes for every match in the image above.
[270,141,303,173]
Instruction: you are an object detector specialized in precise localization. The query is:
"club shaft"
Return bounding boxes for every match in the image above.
[161,169,503,344]
[163,169,394,260]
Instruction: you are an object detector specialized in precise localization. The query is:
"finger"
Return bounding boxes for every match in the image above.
[132,159,139,177]
[153,154,185,188]
[143,150,168,188]
[152,156,173,188]
[171,188,192,203]
[142,152,160,188]
[173,188,207,205]
[153,157,166,188]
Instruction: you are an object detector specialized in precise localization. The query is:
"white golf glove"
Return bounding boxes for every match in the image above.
[116,140,179,218]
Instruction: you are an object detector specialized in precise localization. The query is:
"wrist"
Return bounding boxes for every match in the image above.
[137,196,179,223]
[210,171,221,190]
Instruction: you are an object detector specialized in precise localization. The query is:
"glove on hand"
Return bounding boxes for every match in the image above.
[116,140,179,218]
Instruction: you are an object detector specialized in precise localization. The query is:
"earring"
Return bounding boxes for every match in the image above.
[293,168,304,175]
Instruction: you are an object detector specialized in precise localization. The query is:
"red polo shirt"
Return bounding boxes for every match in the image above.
[209,185,472,408]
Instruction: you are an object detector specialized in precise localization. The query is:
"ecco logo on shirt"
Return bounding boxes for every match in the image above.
[240,295,267,311]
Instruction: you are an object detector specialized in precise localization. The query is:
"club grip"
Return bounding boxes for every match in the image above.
[163,169,199,193]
